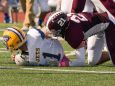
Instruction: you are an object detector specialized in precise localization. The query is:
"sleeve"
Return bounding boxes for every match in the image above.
[71,0,86,13]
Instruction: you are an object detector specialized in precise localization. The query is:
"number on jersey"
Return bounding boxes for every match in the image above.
[67,13,88,23]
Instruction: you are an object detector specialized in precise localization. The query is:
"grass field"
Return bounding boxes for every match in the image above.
[0,23,115,86]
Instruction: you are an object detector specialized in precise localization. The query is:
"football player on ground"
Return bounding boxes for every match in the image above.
[43,11,115,65]
[3,26,70,66]
[3,26,88,67]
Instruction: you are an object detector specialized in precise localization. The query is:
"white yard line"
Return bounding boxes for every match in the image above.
[0,66,115,74]
[0,51,8,53]
[21,68,115,74]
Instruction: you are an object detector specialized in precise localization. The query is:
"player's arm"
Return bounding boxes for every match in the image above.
[56,0,62,11]
[82,0,95,12]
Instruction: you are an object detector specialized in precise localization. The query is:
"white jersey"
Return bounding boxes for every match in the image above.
[26,28,64,66]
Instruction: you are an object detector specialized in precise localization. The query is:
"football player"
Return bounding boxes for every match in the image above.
[56,0,115,65]
[56,0,105,66]
[3,26,70,66]
[43,11,115,65]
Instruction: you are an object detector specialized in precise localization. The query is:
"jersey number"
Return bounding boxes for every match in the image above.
[68,13,88,23]
[43,53,61,61]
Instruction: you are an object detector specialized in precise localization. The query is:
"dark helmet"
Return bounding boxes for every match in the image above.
[44,11,69,36]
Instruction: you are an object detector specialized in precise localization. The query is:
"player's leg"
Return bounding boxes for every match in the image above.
[23,0,35,28]
[105,23,115,65]
[20,0,26,12]
[38,0,50,26]
[1,0,10,23]
[96,50,110,65]
[87,32,105,65]
[69,47,86,66]
[20,0,35,31]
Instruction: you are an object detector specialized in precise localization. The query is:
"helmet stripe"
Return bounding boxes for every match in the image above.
[6,28,24,42]
[13,27,25,39]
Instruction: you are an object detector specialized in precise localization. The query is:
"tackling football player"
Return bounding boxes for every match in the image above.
[56,0,115,65]
[57,0,109,65]
[43,11,115,65]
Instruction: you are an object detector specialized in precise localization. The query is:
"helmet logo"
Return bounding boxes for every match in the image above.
[57,18,66,27]
[3,35,10,42]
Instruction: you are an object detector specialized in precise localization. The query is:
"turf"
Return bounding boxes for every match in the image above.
[0,23,115,86]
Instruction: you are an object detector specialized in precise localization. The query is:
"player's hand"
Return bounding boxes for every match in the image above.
[11,54,16,61]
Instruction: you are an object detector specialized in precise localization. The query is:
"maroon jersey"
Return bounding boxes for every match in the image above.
[71,0,86,13]
[91,0,115,23]
[92,0,115,16]
[64,12,111,49]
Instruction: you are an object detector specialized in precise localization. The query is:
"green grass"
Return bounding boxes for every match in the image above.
[0,23,115,86]
[0,23,22,29]
[0,23,22,37]
[0,69,115,86]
